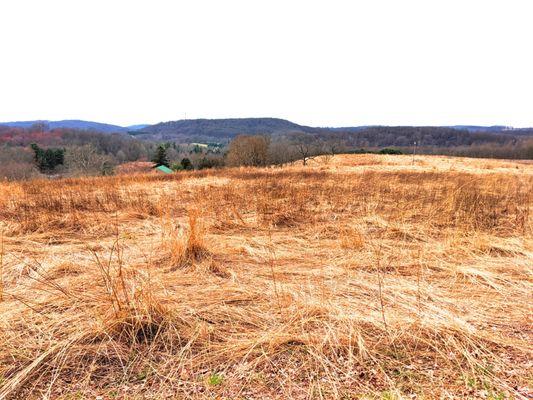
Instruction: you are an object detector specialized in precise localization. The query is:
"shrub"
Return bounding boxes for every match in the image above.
[181,158,193,170]
[0,161,38,181]
[171,162,184,171]
[197,156,223,170]
[379,148,403,155]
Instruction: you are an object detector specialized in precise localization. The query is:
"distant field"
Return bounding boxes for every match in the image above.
[0,154,531,399]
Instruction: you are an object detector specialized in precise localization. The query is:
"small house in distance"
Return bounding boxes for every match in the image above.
[155,165,173,174]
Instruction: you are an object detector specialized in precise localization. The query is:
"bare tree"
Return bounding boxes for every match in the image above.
[0,162,38,181]
[65,144,115,176]
[227,135,270,167]
[322,137,346,156]
[267,138,297,167]
[288,133,320,166]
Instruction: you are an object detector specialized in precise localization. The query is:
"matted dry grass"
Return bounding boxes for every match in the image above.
[0,154,531,399]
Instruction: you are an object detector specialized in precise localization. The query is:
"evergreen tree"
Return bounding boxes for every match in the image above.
[30,143,65,172]
[152,145,170,167]
[30,143,44,165]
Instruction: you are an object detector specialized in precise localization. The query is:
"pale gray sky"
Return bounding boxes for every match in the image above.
[1,0,532,127]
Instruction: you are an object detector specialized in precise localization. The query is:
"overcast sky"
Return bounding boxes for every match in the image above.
[1,0,532,127]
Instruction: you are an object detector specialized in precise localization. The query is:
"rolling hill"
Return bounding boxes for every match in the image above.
[132,117,319,141]
[1,118,532,148]
[0,120,146,133]
[132,118,533,148]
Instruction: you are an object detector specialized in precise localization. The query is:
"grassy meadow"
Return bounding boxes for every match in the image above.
[0,154,531,399]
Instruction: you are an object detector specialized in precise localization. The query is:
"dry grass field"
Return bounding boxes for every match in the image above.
[0,154,531,399]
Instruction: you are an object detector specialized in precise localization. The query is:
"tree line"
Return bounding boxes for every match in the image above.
[0,124,532,181]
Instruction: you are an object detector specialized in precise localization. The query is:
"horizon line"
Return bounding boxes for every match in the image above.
[0,117,529,130]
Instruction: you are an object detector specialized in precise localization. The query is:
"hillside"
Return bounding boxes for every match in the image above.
[0,154,531,398]
[332,126,528,148]
[135,118,532,148]
[1,118,532,151]
[0,120,145,133]
[134,117,317,141]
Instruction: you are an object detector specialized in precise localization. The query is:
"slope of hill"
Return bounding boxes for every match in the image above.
[134,117,318,141]
[134,118,532,148]
[0,120,148,133]
[1,118,532,149]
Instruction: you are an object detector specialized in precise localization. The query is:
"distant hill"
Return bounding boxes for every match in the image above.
[450,125,511,132]
[132,118,533,147]
[0,120,147,133]
[328,126,532,148]
[134,118,319,141]
[1,117,532,148]
[449,125,533,136]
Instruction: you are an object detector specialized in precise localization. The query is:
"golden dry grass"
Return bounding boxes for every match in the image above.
[0,154,531,399]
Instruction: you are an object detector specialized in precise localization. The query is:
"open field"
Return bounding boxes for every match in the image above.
[0,154,531,399]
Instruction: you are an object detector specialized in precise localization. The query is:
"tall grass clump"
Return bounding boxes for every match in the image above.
[162,209,209,270]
